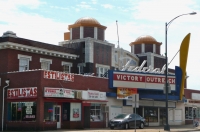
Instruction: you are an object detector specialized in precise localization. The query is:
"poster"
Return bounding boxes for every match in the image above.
[117,87,137,99]
[73,109,79,118]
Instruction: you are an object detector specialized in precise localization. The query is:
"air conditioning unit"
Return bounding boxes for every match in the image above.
[101,106,109,113]
[75,91,82,99]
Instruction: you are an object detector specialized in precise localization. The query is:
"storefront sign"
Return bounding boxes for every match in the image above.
[44,70,74,82]
[44,87,75,98]
[81,90,107,100]
[111,72,175,90]
[88,90,99,99]
[117,88,137,99]
[192,93,200,100]
[121,60,166,74]
[7,87,37,99]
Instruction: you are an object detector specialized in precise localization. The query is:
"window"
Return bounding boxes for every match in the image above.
[96,64,110,78]
[40,58,52,70]
[77,63,85,74]
[44,102,55,121]
[62,61,72,73]
[90,104,103,122]
[185,107,200,120]
[144,107,158,122]
[7,102,36,121]
[18,54,32,71]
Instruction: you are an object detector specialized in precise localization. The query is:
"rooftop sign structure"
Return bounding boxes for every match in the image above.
[121,60,166,74]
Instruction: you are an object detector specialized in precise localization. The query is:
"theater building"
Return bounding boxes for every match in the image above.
[0,16,192,131]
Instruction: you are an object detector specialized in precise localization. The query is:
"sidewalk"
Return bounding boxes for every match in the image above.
[3,125,200,132]
[41,125,200,132]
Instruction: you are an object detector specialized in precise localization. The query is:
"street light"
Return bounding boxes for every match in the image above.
[2,79,10,131]
[164,12,196,131]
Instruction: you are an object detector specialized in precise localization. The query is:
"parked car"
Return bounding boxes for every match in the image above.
[109,113,146,129]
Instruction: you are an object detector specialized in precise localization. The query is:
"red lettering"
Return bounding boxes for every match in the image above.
[18,88,22,97]
[22,89,26,97]
[30,88,33,96]
[34,88,37,96]
[11,90,14,97]
[7,90,11,98]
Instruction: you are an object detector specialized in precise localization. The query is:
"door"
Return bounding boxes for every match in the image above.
[84,106,90,128]
[53,105,61,129]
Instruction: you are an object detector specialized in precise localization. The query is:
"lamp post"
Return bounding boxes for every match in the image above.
[2,79,10,131]
[164,12,196,131]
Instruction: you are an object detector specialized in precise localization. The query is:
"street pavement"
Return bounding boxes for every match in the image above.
[41,125,200,132]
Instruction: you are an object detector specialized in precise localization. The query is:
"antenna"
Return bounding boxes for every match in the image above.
[116,20,119,48]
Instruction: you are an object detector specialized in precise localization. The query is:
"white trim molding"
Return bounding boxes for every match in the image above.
[95,63,110,69]
[61,61,73,67]
[40,58,52,64]
[18,54,32,61]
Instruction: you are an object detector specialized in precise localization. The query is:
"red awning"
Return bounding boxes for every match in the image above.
[82,100,108,104]
[44,97,82,103]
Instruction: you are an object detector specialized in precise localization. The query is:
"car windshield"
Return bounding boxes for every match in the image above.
[114,114,129,119]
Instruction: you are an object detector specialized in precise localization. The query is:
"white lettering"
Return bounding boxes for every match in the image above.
[122,60,166,74]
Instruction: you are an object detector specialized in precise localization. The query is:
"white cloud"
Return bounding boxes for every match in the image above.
[91,0,97,4]
[101,4,114,9]
[50,6,69,10]
[131,0,198,22]
[77,2,96,10]
[0,0,68,45]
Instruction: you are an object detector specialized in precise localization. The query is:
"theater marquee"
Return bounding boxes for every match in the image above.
[109,71,176,90]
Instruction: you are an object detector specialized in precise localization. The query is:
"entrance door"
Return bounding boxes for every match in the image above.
[159,108,166,126]
[53,105,61,129]
[84,106,90,128]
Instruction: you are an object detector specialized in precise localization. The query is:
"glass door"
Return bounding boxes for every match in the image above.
[53,105,61,128]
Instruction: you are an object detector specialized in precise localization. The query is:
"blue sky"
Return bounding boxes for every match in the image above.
[0,0,200,90]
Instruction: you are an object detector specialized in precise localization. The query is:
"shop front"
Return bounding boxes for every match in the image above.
[43,87,82,130]
[76,90,108,128]
[184,93,200,124]
[6,87,38,131]
[107,66,183,126]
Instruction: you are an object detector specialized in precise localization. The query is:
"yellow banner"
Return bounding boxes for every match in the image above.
[117,88,137,99]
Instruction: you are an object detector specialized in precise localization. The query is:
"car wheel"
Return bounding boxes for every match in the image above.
[139,122,144,129]
[124,123,129,129]
[110,126,114,129]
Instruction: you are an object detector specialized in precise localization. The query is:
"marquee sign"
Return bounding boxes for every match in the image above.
[44,70,74,82]
[121,60,166,74]
[44,87,75,98]
[7,87,37,99]
[109,71,176,90]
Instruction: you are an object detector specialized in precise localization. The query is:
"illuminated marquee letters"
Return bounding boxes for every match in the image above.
[121,60,166,74]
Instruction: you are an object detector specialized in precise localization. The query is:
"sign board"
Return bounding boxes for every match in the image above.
[81,90,107,100]
[117,88,137,99]
[111,71,175,90]
[44,87,75,98]
[7,87,37,99]
[44,71,74,82]
[132,94,139,108]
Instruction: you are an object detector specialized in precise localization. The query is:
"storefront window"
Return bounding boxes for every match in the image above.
[44,102,55,121]
[7,102,36,121]
[90,104,103,121]
[185,107,200,120]
[144,107,158,122]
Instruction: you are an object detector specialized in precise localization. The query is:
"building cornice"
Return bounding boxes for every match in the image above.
[0,42,79,59]
[59,37,115,47]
